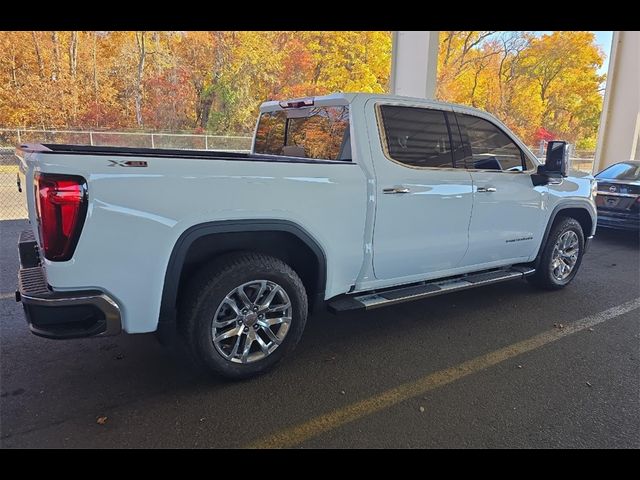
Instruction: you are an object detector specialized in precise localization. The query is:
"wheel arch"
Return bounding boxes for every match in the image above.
[157,220,327,343]
[534,202,595,268]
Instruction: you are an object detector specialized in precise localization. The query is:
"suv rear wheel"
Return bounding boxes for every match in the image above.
[528,216,585,290]
[180,252,308,379]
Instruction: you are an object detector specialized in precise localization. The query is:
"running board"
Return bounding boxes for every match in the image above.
[327,266,535,314]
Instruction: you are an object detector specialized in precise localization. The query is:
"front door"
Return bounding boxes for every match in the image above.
[453,112,545,266]
[369,102,474,281]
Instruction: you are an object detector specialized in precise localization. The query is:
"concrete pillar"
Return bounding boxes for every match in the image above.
[390,31,439,99]
[593,31,640,174]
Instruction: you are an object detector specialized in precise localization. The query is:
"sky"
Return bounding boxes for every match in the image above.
[593,31,613,75]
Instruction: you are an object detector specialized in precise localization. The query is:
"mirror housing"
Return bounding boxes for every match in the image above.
[531,140,569,186]
[545,140,569,176]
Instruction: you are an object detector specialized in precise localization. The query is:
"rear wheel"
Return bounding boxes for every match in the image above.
[528,217,585,290]
[180,252,308,379]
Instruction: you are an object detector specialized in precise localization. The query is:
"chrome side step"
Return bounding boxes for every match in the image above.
[327,266,535,314]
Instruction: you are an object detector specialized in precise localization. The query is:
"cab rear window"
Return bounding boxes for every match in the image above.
[254,106,350,161]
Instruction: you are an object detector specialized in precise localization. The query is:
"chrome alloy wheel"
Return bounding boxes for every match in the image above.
[550,230,580,281]
[212,280,292,364]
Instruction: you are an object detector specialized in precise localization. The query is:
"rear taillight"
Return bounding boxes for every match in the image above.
[35,173,87,261]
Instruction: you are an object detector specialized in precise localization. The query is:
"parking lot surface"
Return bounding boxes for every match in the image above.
[1,219,638,448]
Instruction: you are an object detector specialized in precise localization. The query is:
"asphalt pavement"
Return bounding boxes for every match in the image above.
[1,218,638,448]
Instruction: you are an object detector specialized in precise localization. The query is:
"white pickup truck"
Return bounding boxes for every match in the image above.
[15,93,597,379]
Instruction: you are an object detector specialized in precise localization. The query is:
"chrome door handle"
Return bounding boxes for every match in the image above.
[477,187,497,193]
[383,187,411,194]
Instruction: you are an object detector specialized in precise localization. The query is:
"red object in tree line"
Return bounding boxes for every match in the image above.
[534,127,555,142]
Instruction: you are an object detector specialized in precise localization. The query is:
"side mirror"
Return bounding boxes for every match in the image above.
[544,140,569,176]
[531,140,569,186]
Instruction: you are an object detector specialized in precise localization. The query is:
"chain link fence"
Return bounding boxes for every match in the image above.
[532,139,595,174]
[0,129,595,221]
[0,128,253,152]
[1,147,28,220]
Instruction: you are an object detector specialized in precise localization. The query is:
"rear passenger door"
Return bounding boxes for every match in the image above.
[453,112,545,266]
[369,102,474,281]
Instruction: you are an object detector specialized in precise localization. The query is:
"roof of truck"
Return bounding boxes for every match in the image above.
[259,92,492,118]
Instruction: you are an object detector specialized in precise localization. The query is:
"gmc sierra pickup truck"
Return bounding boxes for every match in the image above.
[15,93,597,379]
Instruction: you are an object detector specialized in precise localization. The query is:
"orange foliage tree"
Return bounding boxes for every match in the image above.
[0,31,605,149]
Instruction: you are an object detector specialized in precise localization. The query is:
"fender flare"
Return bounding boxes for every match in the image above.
[157,219,327,343]
[534,201,596,268]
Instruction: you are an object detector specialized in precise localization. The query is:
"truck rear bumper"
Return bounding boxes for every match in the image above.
[16,229,121,339]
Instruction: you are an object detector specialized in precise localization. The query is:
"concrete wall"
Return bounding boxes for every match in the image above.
[593,31,640,173]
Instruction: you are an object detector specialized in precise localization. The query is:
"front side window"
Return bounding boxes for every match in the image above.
[379,105,453,168]
[254,106,350,161]
[455,114,524,171]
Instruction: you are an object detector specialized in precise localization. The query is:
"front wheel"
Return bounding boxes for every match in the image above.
[180,252,308,379]
[528,217,585,290]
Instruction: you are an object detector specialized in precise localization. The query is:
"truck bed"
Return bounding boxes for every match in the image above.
[17,143,351,165]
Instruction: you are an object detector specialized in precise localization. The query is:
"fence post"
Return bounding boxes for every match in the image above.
[205,135,208,150]
[151,134,155,148]
[89,131,94,146]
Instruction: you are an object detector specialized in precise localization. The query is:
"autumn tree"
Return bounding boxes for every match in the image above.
[436,31,605,148]
[0,30,605,150]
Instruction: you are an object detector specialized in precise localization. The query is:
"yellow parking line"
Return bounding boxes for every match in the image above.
[0,292,15,300]
[247,297,640,449]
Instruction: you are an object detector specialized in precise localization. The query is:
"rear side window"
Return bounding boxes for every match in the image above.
[254,106,350,161]
[596,162,640,181]
[455,113,525,171]
[379,105,453,168]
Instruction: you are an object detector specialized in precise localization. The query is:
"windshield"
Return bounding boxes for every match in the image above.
[596,162,640,181]
[254,106,350,161]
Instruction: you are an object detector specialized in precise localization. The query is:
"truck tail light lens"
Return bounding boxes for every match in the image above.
[35,173,87,261]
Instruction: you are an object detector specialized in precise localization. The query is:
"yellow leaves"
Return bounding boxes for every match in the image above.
[437,31,606,146]
[300,31,391,94]
[0,30,603,149]
[0,31,392,133]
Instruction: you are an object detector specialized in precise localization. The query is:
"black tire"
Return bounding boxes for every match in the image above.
[528,216,585,290]
[179,252,308,380]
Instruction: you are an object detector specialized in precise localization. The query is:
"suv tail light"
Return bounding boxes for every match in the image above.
[35,173,87,261]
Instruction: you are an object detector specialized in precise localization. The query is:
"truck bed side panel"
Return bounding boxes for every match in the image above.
[27,152,368,333]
